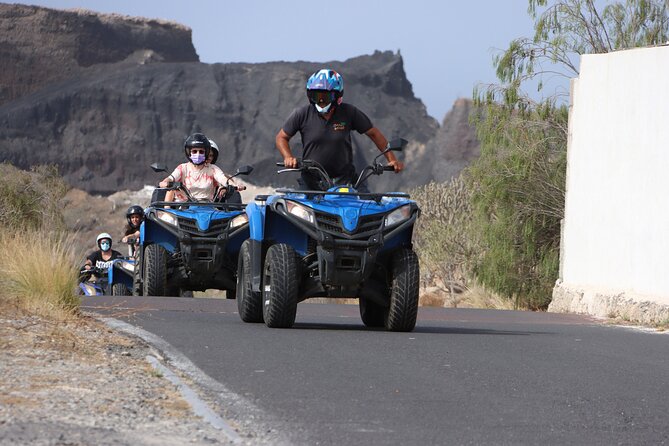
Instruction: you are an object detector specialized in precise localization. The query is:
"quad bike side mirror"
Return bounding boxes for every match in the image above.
[236,165,254,176]
[150,163,168,173]
[387,138,408,152]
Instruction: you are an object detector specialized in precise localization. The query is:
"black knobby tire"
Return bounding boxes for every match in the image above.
[111,283,130,296]
[385,248,420,332]
[359,298,386,327]
[132,251,143,296]
[262,243,299,328]
[143,244,168,296]
[236,240,263,323]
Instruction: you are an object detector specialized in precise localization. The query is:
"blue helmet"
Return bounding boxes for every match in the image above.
[306,69,343,114]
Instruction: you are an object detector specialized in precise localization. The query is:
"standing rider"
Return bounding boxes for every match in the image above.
[275,68,404,190]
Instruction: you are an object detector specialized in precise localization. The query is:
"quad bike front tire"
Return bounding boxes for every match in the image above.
[236,240,263,322]
[385,248,420,332]
[143,244,168,296]
[262,243,299,328]
[359,298,386,328]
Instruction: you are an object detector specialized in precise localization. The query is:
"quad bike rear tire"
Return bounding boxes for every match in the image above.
[237,240,263,323]
[262,243,299,328]
[132,251,143,296]
[111,283,130,296]
[385,248,420,332]
[143,244,168,296]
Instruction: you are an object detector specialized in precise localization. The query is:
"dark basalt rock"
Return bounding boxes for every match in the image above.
[0,3,198,105]
[0,4,478,194]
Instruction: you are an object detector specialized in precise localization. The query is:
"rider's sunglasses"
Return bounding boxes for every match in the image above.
[190,148,205,155]
[308,90,336,105]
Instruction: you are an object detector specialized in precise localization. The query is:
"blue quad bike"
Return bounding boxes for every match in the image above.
[78,251,136,296]
[133,164,253,297]
[237,138,421,331]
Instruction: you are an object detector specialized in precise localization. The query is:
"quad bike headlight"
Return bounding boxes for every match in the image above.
[155,210,178,227]
[384,204,412,227]
[286,201,315,224]
[229,213,249,229]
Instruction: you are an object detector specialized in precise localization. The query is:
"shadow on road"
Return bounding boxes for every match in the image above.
[413,325,552,336]
[292,322,552,336]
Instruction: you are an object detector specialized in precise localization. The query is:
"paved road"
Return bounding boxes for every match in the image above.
[83,296,669,445]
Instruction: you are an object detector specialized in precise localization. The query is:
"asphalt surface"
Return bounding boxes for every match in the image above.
[83,296,669,445]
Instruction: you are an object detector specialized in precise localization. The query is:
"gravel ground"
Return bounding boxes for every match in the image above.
[0,309,251,445]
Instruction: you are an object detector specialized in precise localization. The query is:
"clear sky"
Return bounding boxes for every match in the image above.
[22,0,538,121]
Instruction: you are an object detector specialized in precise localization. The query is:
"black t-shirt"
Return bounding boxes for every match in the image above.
[282,103,373,178]
[87,250,123,270]
[124,225,137,236]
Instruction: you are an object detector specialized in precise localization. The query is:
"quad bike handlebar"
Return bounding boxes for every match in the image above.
[276,137,407,190]
[79,266,106,282]
[151,163,253,204]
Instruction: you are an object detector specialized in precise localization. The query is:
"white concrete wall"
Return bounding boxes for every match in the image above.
[556,45,669,311]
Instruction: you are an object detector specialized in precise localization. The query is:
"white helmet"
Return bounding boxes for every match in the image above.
[96,232,112,248]
[208,139,219,164]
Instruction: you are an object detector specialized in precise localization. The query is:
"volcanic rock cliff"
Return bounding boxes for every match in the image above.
[0,4,478,194]
[0,4,198,105]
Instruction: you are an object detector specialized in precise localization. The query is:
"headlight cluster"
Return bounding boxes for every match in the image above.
[286,201,315,224]
[384,204,412,227]
[156,210,178,226]
[230,213,249,229]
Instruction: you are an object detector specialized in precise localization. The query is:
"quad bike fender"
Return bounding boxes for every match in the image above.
[245,202,266,294]
[250,239,264,293]
[109,260,134,291]
[245,202,266,241]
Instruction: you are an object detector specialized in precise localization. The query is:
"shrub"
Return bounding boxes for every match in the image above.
[0,230,81,319]
[467,103,567,310]
[412,176,479,299]
[0,163,68,231]
[0,163,80,318]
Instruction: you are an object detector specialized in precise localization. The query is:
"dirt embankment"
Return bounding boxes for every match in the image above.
[0,306,238,445]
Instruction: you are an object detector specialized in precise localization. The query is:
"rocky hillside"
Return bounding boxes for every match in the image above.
[423,98,480,182]
[0,4,198,105]
[0,4,478,194]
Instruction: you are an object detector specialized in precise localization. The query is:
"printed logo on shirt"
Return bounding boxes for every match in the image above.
[332,121,347,131]
[95,260,115,270]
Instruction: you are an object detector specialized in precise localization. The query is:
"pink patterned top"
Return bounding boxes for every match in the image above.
[168,163,234,201]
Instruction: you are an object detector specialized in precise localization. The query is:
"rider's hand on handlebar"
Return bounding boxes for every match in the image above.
[388,159,404,173]
[284,157,298,169]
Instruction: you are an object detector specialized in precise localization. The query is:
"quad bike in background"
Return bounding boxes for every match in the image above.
[238,139,421,331]
[77,239,137,296]
[133,164,253,297]
[107,238,138,296]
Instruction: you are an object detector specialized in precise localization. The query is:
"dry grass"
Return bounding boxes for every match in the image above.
[419,283,517,310]
[0,229,83,320]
